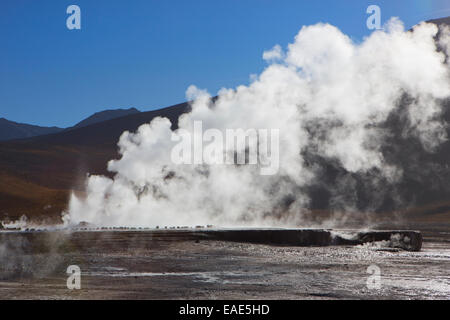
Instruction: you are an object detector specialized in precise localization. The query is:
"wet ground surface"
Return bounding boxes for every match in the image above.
[0,229,449,299]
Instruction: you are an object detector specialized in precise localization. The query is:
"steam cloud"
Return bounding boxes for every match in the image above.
[64,19,450,228]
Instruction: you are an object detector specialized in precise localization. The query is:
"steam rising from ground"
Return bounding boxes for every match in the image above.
[64,19,450,228]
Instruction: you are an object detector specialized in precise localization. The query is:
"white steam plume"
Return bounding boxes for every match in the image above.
[64,19,450,228]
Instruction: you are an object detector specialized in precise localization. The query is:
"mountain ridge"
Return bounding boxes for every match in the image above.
[68,107,140,130]
[0,118,63,142]
[0,107,141,142]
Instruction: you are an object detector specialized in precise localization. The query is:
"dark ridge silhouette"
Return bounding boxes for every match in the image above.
[68,107,141,130]
[25,102,188,147]
[0,118,63,141]
[427,16,450,26]
[0,107,141,142]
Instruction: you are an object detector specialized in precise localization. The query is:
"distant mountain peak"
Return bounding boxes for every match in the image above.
[69,107,141,130]
[0,107,141,141]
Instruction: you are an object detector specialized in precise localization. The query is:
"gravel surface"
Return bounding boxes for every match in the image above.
[0,230,448,299]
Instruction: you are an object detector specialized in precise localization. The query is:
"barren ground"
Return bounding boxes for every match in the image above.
[0,229,449,299]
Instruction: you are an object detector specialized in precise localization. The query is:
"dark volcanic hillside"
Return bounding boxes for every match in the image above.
[0,118,63,142]
[428,16,450,26]
[0,102,189,222]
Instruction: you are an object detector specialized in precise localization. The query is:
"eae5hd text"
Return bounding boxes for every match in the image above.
[178,304,270,318]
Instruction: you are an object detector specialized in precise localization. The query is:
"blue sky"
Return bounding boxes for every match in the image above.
[1,0,449,127]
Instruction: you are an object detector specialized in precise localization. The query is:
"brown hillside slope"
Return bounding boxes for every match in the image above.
[0,102,189,222]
